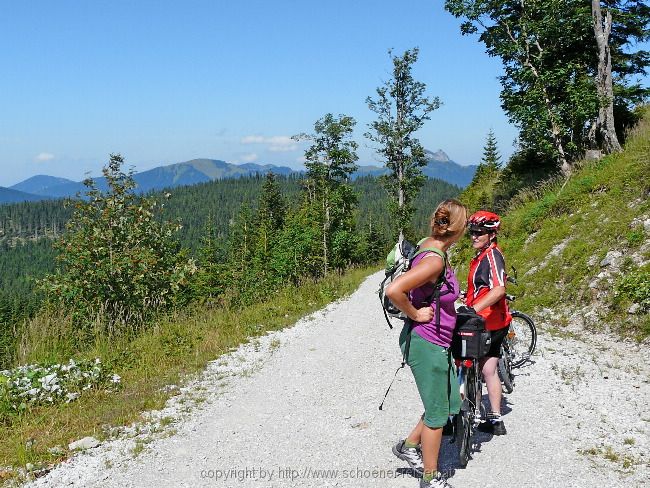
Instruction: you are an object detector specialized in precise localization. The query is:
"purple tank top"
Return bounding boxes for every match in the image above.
[408,251,459,348]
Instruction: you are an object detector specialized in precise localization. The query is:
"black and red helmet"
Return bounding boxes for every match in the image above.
[468,210,501,233]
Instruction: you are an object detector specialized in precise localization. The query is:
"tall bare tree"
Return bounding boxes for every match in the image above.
[592,0,623,153]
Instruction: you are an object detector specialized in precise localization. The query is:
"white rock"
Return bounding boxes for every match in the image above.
[68,436,100,451]
[628,303,641,314]
[600,250,622,268]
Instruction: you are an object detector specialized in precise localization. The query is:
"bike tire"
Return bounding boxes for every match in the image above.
[509,311,537,368]
[456,411,471,468]
[498,345,514,393]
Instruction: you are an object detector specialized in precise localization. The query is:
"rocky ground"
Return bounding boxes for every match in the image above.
[23,271,650,488]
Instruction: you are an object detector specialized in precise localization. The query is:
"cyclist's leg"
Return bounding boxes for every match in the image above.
[481,356,501,414]
[406,333,452,474]
[481,327,509,415]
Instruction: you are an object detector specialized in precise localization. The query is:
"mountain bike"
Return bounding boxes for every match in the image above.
[497,269,537,392]
[504,268,537,368]
[454,356,484,467]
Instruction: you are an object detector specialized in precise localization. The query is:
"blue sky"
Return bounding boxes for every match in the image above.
[0,1,646,187]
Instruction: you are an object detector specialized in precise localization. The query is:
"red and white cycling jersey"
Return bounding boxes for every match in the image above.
[466,242,511,331]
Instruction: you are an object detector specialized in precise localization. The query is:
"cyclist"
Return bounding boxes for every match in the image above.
[387,199,468,488]
[462,210,511,436]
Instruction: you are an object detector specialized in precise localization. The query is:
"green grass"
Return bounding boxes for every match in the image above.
[0,265,375,474]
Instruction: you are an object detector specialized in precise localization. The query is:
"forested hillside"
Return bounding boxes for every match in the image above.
[0,175,458,247]
[0,2,647,478]
[0,174,459,365]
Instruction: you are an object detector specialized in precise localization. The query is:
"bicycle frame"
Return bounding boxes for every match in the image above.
[455,357,483,467]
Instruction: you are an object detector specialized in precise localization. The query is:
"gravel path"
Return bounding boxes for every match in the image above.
[27,271,650,487]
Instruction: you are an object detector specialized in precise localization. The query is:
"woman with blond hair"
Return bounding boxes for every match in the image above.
[387,199,468,488]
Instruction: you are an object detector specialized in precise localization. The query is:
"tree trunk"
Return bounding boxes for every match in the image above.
[541,85,571,174]
[323,194,330,275]
[592,0,622,153]
[523,58,571,173]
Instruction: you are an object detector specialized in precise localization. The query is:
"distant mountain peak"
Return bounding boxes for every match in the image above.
[10,174,75,195]
[4,159,301,203]
[426,149,451,163]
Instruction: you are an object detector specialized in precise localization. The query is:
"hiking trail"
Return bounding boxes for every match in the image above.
[27,272,650,487]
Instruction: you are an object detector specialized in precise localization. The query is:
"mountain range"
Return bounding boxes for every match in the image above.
[1,151,476,204]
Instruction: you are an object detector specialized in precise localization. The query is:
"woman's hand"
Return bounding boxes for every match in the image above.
[413,306,434,323]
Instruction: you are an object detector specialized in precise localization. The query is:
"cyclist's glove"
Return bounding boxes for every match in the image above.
[456,305,477,315]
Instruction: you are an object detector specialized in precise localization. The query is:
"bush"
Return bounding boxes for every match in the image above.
[38,154,196,337]
[615,268,650,311]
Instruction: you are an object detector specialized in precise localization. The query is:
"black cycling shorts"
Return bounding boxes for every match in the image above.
[485,326,509,358]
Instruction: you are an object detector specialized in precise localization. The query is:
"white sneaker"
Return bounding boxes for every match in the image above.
[392,439,423,474]
[420,473,453,487]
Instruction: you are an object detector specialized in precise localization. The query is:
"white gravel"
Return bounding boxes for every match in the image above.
[25,271,650,487]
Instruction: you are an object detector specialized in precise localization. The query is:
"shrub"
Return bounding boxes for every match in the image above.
[38,154,196,338]
[626,227,646,248]
[615,267,650,311]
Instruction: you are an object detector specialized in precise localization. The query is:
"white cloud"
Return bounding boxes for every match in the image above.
[241,135,298,152]
[241,135,265,144]
[35,152,55,162]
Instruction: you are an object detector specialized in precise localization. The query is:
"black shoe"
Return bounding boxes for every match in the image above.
[492,420,507,435]
[477,421,494,434]
[478,419,507,435]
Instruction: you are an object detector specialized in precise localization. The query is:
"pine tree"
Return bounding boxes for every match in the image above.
[471,129,502,186]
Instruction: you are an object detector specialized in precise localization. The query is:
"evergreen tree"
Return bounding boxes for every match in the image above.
[471,129,502,186]
[256,172,286,255]
[192,214,229,304]
[251,172,287,286]
[464,130,504,212]
[224,203,256,305]
[365,48,441,243]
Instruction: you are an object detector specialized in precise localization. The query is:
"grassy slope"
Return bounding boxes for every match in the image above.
[456,111,649,339]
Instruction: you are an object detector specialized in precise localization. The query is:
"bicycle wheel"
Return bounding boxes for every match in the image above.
[497,344,514,393]
[455,410,471,468]
[509,311,537,368]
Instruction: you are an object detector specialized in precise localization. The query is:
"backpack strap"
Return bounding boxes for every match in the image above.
[378,273,394,329]
[403,247,452,364]
[413,246,447,269]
